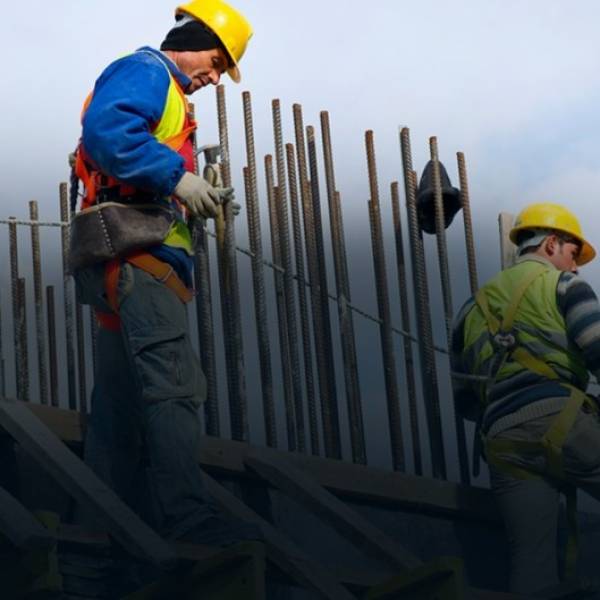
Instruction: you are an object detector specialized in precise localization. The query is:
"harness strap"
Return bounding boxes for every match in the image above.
[95,252,193,330]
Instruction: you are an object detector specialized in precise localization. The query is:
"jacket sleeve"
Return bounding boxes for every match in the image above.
[81,52,186,197]
[557,272,600,380]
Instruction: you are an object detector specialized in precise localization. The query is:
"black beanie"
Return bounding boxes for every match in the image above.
[160,16,225,53]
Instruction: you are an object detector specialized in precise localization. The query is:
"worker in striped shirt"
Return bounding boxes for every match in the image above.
[451,202,600,595]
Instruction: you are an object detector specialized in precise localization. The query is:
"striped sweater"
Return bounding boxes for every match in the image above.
[451,254,600,436]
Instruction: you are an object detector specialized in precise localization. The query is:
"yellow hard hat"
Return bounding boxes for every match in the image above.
[176,0,252,83]
[509,202,596,265]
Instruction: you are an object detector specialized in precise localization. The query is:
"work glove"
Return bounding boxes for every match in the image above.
[174,172,234,219]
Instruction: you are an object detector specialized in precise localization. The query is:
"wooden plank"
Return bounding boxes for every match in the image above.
[200,472,357,600]
[499,212,516,270]
[245,452,422,570]
[199,435,500,523]
[366,556,465,600]
[0,485,55,551]
[0,397,176,569]
[24,403,500,523]
[125,542,266,600]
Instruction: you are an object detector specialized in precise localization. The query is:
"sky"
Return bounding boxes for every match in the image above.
[3,1,600,488]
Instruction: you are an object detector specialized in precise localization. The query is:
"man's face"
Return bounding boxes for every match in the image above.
[544,234,581,273]
[175,47,229,93]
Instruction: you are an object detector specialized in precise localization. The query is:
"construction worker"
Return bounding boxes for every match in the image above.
[451,203,600,595]
[69,0,258,555]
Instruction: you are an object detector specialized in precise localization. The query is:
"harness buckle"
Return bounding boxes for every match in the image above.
[492,331,516,350]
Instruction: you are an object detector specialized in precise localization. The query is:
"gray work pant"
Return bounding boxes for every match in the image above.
[74,261,216,539]
[488,404,600,595]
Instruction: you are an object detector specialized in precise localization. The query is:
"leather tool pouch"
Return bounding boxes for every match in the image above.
[68,202,176,273]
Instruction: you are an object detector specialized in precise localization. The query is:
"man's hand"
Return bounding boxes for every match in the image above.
[174,172,234,219]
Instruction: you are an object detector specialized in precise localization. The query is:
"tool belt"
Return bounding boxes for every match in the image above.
[96,250,194,331]
[68,201,176,273]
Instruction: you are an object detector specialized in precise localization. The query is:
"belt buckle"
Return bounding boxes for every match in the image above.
[158,266,174,284]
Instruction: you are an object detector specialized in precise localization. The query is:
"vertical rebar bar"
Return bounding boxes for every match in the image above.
[365,131,405,471]
[430,137,469,484]
[89,311,98,376]
[216,84,248,441]
[320,111,366,465]
[242,92,277,448]
[400,127,447,479]
[17,278,29,402]
[265,156,297,451]
[8,219,22,400]
[243,166,276,447]
[293,104,339,459]
[429,138,454,339]
[272,99,305,452]
[75,302,87,414]
[28,201,48,405]
[286,143,319,456]
[60,182,77,411]
[391,182,422,475]
[46,286,59,408]
[189,102,219,437]
[306,123,342,458]
[457,152,479,294]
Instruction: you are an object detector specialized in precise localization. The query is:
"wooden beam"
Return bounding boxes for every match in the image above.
[22,403,501,523]
[199,435,500,523]
[125,542,266,600]
[0,486,55,552]
[201,472,357,600]
[0,397,176,569]
[245,452,422,571]
[499,212,516,270]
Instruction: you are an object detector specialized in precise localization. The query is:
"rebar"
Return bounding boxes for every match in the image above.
[457,152,479,294]
[286,143,319,456]
[272,99,305,452]
[17,278,29,402]
[75,302,87,414]
[293,103,339,459]
[216,84,248,441]
[306,123,342,458]
[89,311,98,376]
[60,182,77,410]
[400,128,446,479]
[46,286,59,408]
[28,201,48,405]
[320,111,366,465]
[243,92,277,448]
[265,156,297,451]
[430,137,469,485]
[9,219,23,400]
[189,102,219,437]
[391,182,422,475]
[365,130,405,471]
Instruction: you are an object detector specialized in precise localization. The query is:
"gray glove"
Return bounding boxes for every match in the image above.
[174,172,234,219]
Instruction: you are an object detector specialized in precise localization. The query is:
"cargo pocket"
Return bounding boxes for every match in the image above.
[127,325,206,405]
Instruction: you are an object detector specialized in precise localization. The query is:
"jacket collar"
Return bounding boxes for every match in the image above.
[136,46,192,92]
[515,253,557,270]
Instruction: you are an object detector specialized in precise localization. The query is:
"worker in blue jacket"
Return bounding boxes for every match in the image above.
[70,0,257,558]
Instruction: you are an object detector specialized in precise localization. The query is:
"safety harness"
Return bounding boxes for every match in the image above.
[474,262,596,577]
[96,250,194,331]
[71,51,198,330]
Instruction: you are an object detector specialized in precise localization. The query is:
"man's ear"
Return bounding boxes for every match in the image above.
[545,235,558,256]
